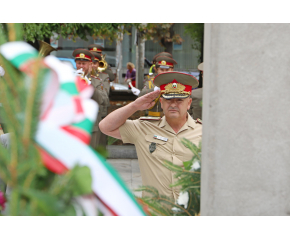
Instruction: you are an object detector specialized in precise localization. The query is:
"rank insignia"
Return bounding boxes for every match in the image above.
[195,118,202,124]
[80,53,85,58]
[149,142,156,153]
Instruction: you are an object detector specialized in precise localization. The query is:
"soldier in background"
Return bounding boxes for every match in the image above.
[138,54,177,120]
[72,49,107,148]
[89,49,110,147]
[189,62,203,120]
[88,44,115,82]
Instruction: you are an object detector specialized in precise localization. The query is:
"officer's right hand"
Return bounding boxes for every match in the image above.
[133,89,160,111]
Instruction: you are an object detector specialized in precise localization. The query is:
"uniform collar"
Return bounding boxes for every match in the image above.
[159,113,196,134]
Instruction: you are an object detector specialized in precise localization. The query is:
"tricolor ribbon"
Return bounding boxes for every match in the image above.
[0,41,145,216]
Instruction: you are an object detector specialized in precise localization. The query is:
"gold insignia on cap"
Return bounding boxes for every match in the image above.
[93,47,97,51]
[161,60,166,65]
[162,82,190,95]
[80,53,85,58]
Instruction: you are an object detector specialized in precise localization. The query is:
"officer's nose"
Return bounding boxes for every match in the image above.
[170,100,177,107]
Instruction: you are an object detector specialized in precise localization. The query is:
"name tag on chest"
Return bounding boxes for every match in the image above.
[153,135,168,142]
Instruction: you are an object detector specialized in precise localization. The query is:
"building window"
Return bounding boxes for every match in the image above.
[94,38,105,48]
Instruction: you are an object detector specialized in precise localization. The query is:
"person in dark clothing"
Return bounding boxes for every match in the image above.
[144,58,153,67]
[144,58,155,74]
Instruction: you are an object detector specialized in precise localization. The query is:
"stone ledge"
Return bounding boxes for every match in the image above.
[106,145,137,159]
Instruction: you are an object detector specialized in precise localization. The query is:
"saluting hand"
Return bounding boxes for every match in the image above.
[133,89,161,111]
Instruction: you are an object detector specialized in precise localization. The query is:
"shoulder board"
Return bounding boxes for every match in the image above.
[195,118,202,124]
[139,116,161,121]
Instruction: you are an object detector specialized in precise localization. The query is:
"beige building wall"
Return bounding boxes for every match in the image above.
[201,23,290,215]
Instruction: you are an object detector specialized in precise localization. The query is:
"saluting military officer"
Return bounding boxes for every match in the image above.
[72,49,107,148]
[139,54,177,120]
[99,72,202,200]
[189,62,203,120]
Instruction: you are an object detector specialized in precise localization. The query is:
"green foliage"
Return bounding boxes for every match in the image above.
[95,145,108,159]
[0,24,94,215]
[134,23,183,47]
[134,186,177,216]
[108,136,119,145]
[0,23,132,43]
[135,138,202,216]
[184,23,204,55]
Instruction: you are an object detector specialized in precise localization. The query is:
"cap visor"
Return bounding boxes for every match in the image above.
[75,58,90,62]
[161,93,189,99]
[159,65,170,69]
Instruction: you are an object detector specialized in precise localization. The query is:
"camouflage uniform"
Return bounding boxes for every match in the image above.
[95,71,110,146]
[104,65,115,82]
[89,74,109,148]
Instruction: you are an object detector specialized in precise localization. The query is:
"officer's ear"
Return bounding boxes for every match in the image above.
[187,97,192,110]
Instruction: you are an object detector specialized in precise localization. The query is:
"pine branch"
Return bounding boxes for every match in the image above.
[134,185,159,198]
[154,196,191,216]
[181,138,201,161]
[23,59,41,151]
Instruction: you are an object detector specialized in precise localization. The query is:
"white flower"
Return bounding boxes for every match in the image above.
[177,191,189,209]
[171,207,181,212]
[191,161,200,171]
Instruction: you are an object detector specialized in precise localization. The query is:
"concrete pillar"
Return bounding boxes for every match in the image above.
[201,23,290,216]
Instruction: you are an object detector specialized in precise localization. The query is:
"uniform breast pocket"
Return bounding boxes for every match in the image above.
[144,134,170,160]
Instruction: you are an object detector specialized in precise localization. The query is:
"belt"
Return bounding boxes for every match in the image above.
[148,111,161,117]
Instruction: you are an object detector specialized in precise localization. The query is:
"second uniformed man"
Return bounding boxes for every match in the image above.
[139,54,177,120]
